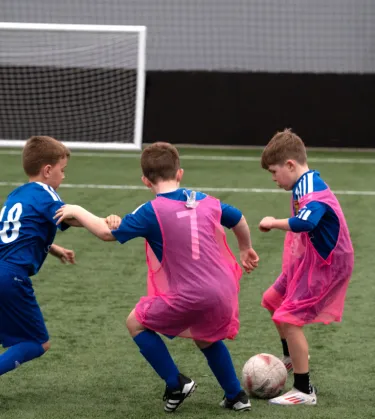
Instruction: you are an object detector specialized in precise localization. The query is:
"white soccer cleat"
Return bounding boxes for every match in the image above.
[268,387,317,406]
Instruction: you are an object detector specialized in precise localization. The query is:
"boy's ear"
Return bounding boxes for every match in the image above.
[285,160,297,171]
[43,164,52,178]
[141,175,153,189]
[176,168,184,182]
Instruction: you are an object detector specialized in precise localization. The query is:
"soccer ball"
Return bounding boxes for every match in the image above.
[242,353,287,399]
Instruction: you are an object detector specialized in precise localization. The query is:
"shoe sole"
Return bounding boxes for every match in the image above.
[268,393,317,406]
[234,405,252,412]
[268,400,317,406]
[220,399,251,412]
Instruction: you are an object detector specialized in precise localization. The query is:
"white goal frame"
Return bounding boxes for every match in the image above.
[0,22,147,150]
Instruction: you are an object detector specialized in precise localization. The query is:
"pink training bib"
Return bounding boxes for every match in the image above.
[273,188,354,326]
[135,194,243,341]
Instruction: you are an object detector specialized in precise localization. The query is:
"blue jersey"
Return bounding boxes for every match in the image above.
[288,170,339,259]
[112,188,242,262]
[0,182,68,276]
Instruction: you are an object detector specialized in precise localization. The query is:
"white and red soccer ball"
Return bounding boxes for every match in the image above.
[242,353,288,399]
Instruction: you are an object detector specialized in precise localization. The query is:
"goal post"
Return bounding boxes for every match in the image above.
[0,22,147,150]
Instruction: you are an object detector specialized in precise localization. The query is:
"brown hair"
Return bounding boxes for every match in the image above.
[261,129,307,169]
[22,136,71,176]
[141,142,180,183]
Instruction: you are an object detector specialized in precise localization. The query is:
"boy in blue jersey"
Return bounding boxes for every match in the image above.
[0,136,77,379]
[55,142,260,413]
[258,129,354,406]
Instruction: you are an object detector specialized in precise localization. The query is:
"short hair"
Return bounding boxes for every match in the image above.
[22,136,71,176]
[261,129,307,169]
[141,142,180,184]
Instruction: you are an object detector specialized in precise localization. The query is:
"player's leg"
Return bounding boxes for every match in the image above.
[0,273,49,375]
[127,308,180,388]
[269,324,317,406]
[274,321,293,372]
[126,308,196,412]
[195,340,251,411]
[262,274,292,372]
[0,341,49,375]
[264,318,294,373]
[285,325,309,376]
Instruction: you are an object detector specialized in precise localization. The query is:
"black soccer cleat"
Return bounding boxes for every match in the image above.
[220,390,251,412]
[163,373,197,413]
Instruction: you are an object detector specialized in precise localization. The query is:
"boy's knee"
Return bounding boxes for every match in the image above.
[262,286,283,313]
[194,340,213,350]
[126,310,145,337]
[42,340,51,352]
[125,312,133,332]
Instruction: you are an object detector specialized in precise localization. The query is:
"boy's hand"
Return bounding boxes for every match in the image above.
[105,214,122,230]
[49,244,76,264]
[240,248,259,273]
[54,205,80,225]
[259,216,276,232]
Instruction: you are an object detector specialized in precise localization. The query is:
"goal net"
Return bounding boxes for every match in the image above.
[0,22,146,150]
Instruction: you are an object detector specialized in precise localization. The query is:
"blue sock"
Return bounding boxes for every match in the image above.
[0,341,45,375]
[133,330,180,389]
[201,341,241,399]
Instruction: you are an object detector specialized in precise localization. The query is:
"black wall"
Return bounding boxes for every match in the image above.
[144,71,375,148]
[0,67,374,147]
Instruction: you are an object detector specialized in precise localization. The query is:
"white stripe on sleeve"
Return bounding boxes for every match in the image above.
[132,203,146,215]
[303,175,307,196]
[307,172,314,194]
[37,182,59,202]
[301,209,312,220]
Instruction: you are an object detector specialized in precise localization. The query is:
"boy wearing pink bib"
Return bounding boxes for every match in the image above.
[55,142,259,413]
[259,129,354,406]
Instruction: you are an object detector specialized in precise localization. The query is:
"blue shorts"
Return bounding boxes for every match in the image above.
[0,263,49,348]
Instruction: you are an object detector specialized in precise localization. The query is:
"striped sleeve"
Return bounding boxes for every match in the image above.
[294,172,316,200]
[288,201,327,232]
[34,182,69,231]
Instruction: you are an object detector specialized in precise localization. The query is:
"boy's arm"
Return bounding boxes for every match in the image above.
[259,201,327,232]
[232,215,252,249]
[105,214,122,230]
[63,219,83,227]
[49,244,76,264]
[232,215,259,273]
[54,202,153,243]
[110,203,154,244]
[220,202,259,273]
[54,205,116,241]
[259,217,291,232]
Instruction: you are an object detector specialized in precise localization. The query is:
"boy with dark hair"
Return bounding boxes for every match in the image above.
[55,141,260,413]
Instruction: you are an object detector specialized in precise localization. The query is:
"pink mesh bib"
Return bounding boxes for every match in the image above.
[135,194,242,341]
[273,188,354,325]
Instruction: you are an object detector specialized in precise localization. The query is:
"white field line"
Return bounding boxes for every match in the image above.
[0,149,375,164]
[0,182,374,196]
